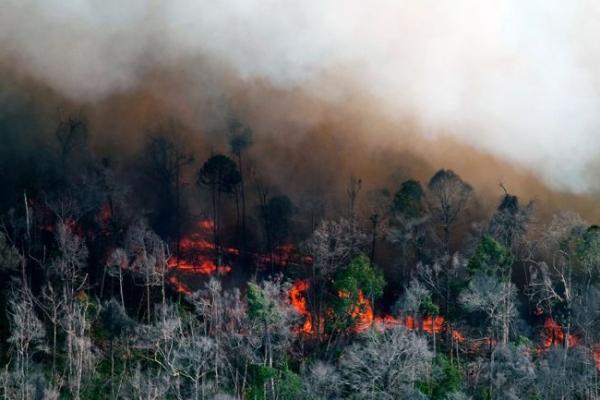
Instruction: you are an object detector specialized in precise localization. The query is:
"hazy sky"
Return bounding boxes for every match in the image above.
[2,0,600,191]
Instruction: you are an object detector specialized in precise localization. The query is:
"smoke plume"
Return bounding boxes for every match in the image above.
[2,0,600,195]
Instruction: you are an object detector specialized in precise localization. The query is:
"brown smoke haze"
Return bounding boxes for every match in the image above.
[1,0,599,221]
[2,62,598,223]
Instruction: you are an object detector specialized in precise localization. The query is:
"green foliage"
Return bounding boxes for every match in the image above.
[393,179,425,219]
[420,294,440,316]
[247,282,282,325]
[575,225,600,274]
[331,254,385,330]
[99,299,135,339]
[417,354,463,400]
[246,363,302,400]
[334,254,386,301]
[468,234,512,277]
[247,282,270,322]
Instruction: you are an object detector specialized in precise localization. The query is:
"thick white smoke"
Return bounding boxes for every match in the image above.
[2,0,600,191]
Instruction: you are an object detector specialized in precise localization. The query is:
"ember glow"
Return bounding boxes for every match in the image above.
[167,274,193,295]
[292,280,466,342]
[541,318,578,350]
[258,244,313,269]
[289,279,313,334]
[167,219,235,277]
[348,290,374,333]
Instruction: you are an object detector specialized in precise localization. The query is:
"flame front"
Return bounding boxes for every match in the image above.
[542,318,577,349]
[290,280,313,334]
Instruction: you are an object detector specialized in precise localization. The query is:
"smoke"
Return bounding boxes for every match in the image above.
[2,0,600,192]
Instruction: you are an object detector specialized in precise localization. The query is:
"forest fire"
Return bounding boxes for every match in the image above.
[290,280,465,342]
[290,280,313,334]
[167,219,235,277]
[541,318,577,349]
[349,290,374,333]
[258,244,313,269]
[422,315,444,334]
[376,315,466,343]
[167,274,193,295]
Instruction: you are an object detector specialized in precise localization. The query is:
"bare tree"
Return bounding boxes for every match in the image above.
[49,222,89,303]
[144,129,194,252]
[124,364,170,400]
[6,286,47,400]
[62,300,97,399]
[54,113,88,179]
[302,218,367,334]
[302,361,342,400]
[362,188,391,263]
[346,176,362,224]
[427,169,473,255]
[228,117,253,248]
[526,212,587,374]
[123,220,169,321]
[340,326,432,399]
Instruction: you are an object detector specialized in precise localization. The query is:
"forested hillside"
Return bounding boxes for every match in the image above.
[0,115,599,400]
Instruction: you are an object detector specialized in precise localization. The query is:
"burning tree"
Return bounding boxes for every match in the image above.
[331,254,385,334]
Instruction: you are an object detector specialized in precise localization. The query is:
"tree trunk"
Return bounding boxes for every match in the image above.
[238,152,247,250]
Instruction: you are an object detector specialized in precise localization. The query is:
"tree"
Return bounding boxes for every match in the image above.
[526,213,588,373]
[123,220,169,321]
[144,131,194,251]
[535,346,598,400]
[260,195,294,268]
[62,299,96,399]
[100,299,135,399]
[364,188,391,262]
[6,286,47,400]
[346,176,362,224]
[488,189,532,252]
[428,169,473,314]
[395,278,441,355]
[340,326,433,399]
[302,219,367,335]
[301,361,342,400]
[389,179,429,281]
[197,154,241,261]
[427,169,473,255]
[54,114,88,181]
[492,344,536,400]
[50,222,89,307]
[393,179,425,220]
[460,273,518,345]
[419,354,464,400]
[0,231,20,274]
[332,254,385,332]
[228,117,253,247]
[467,235,514,346]
[246,279,296,399]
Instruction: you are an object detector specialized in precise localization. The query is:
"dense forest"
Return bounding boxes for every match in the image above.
[0,112,599,400]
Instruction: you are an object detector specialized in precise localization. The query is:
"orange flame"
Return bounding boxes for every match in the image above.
[594,346,600,371]
[350,290,374,333]
[258,244,312,268]
[167,275,192,295]
[163,219,238,294]
[290,280,313,333]
[542,318,577,349]
[422,315,444,334]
